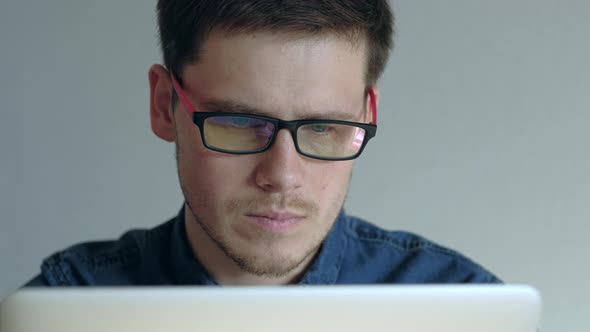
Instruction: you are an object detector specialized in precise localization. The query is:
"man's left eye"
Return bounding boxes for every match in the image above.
[309,124,330,133]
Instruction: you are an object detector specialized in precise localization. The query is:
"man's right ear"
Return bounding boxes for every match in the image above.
[149,64,176,142]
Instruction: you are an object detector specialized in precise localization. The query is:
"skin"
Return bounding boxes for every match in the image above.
[149,30,379,285]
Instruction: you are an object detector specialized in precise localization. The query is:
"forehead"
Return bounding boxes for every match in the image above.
[182,31,367,120]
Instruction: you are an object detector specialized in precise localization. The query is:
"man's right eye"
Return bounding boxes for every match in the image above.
[210,116,259,128]
[226,117,253,127]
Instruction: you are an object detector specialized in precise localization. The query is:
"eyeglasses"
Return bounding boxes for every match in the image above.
[170,73,377,161]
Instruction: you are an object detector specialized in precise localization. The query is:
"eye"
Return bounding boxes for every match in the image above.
[210,116,264,128]
[308,124,331,133]
[227,117,257,127]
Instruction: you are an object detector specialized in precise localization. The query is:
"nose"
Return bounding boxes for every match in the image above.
[254,129,304,193]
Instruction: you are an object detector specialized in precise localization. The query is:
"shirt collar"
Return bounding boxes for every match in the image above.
[169,205,348,285]
[299,210,348,284]
[169,205,217,285]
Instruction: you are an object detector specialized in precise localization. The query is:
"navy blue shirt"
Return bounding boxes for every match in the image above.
[25,207,500,286]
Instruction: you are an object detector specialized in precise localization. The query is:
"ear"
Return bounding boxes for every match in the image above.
[149,64,176,142]
[366,86,380,124]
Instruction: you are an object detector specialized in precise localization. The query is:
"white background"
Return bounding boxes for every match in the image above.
[1,1,589,331]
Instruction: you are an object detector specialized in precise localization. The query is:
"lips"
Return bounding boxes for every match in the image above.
[245,211,304,233]
[248,211,303,221]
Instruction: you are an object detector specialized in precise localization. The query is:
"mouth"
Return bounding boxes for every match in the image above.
[245,211,304,233]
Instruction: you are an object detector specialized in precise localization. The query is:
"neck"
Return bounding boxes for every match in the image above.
[183,205,315,285]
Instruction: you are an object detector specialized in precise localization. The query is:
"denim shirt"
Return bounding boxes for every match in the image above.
[25,207,500,286]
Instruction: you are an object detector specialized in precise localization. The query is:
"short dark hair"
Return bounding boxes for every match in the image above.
[157,0,394,87]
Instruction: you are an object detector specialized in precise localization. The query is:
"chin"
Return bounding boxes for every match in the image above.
[228,240,317,277]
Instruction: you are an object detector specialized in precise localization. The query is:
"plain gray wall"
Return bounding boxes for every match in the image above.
[1,1,588,331]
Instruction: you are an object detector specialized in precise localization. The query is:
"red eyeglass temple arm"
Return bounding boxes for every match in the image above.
[170,72,197,116]
[171,72,378,125]
[368,88,377,125]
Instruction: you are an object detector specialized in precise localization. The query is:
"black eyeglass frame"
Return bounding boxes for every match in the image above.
[191,112,377,161]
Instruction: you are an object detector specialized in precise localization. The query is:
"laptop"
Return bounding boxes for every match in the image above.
[0,285,541,332]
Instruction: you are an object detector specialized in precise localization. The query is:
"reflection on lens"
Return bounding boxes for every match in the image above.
[204,116,274,151]
[297,123,365,158]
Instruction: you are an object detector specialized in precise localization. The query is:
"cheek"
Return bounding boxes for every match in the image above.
[315,163,353,196]
[177,136,234,205]
[177,119,246,188]
[184,154,250,199]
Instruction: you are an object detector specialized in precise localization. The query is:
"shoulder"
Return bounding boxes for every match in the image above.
[339,215,501,283]
[32,220,175,286]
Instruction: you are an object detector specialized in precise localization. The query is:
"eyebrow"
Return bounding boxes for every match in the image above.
[200,98,361,122]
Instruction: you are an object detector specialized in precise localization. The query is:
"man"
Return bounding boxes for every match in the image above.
[26,0,499,286]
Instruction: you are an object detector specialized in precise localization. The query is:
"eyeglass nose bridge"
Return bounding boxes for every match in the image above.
[264,118,305,153]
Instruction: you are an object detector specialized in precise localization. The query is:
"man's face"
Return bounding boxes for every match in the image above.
[172,31,369,278]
